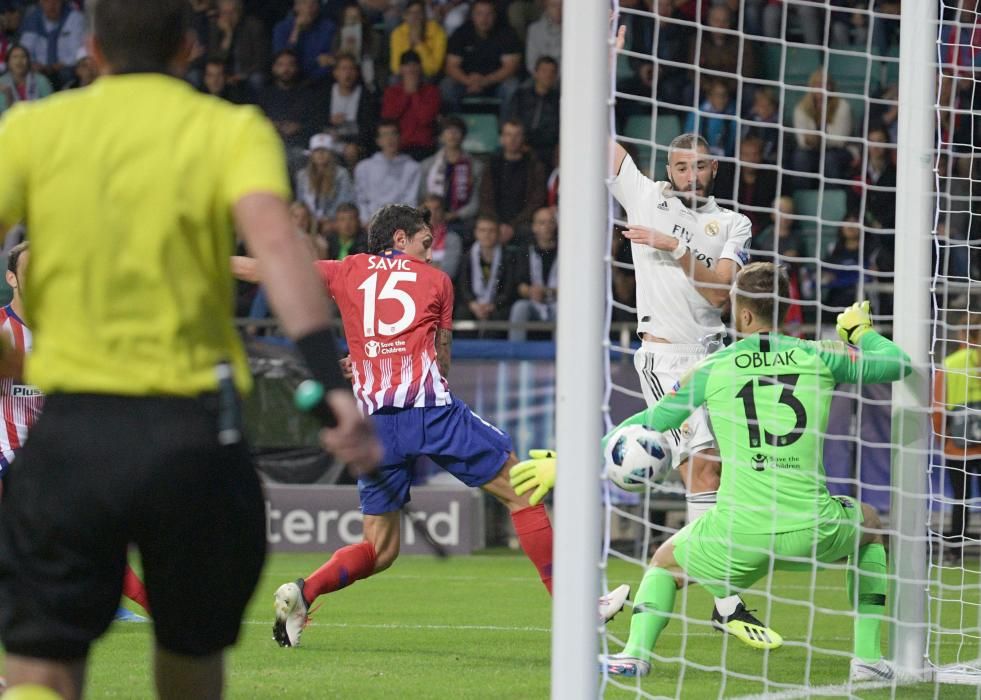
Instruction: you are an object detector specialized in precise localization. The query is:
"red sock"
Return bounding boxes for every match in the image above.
[304,541,378,603]
[122,564,150,613]
[512,504,553,595]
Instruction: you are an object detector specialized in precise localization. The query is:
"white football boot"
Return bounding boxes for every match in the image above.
[273,579,309,647]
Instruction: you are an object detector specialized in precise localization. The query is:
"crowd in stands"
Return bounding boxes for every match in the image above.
[0,0,971,338]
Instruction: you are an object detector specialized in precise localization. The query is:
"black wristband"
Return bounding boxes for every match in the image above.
[295,328,347,392]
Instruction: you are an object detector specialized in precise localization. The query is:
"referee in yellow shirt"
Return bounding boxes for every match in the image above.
[0,1,381,698]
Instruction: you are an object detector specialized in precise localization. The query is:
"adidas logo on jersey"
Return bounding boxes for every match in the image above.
[657,200,669,210]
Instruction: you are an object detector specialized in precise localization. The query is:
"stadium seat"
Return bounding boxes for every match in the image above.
[456,113,499,155]
[828,52,875,94]
[784,46,824,85]
[656,113,682,146]
[793,189,848,242]
[760,42,784,82]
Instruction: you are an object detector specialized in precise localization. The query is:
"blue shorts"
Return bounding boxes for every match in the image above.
[359,397,513,515]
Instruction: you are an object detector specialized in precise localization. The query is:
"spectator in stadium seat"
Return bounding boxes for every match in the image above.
[18,0,85,88]
[821,212,865,309]
[741,87,780,164]
[389,0,447,80]
[272,0,337,82]
[524,0,561,76]
[289,199,328,259]
[381,50,442,161]
[202,58,251,104]
[0,44,53,115]
[324,52,378,155]
[684,79,737,158]
[626,0,694,114]
[732,136,778,233]
[206,0,269,93]
[752,195,811,328]
[296,133,355,235]
[697,3,758,91]
[325,202,368,260]
[508,206,558,342]
[257,49,324,160]
[419,115,485,235]
[478,119,547,246]
[441,0,522,117]
[455,215,521,338]
[505,55,560,167]
[65,51,98,90]
[753,196,804,263]
[792,68,854,183]
[0,1,24,73]
[422,194,464,280]
[850,126,896,239]
[330,4,385,92]
[354,120,422,225]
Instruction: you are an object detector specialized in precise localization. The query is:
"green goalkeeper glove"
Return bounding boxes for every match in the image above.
[836,300,873,344]
[509,449,556,506]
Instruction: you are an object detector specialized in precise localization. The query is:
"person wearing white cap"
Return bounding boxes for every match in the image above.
[296,133,354,235]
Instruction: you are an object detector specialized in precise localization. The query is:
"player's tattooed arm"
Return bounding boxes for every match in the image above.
[436,329,452,378]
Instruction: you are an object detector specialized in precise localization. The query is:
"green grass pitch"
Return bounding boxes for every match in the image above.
[67,552,981,698]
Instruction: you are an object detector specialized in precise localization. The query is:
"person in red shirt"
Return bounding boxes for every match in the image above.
[232,205,556,648]
[381,50,442,161]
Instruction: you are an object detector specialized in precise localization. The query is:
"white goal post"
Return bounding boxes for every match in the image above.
[550,0,968,696]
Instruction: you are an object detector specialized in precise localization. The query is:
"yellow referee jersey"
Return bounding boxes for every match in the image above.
[0,74,291,396]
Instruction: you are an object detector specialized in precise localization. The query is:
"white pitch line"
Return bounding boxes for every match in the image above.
[730,680,902,700]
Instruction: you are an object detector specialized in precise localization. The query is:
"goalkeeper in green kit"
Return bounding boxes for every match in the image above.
[512,261,912,681]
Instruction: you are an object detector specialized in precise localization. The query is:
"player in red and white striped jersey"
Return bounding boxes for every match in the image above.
[232,205,562,648]
[0,242,41,476]
[0,242,150,620]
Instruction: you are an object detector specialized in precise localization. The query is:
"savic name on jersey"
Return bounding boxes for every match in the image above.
[609,154,752,344]
[317,251,455,415]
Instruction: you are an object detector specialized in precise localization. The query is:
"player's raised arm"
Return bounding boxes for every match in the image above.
[610,25,628,176]
[816,301,912,384]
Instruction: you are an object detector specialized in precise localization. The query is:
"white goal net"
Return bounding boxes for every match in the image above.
[597,0,981,696]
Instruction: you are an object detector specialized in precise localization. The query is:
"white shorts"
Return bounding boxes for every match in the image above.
[633,342,716,470]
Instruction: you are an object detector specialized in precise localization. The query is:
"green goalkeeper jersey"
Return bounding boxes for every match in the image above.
[610,331,911,534]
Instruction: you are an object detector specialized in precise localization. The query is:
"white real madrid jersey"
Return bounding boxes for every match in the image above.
[609,154,752,344]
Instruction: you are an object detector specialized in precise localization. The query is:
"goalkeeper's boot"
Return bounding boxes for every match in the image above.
[604,653,651,678]
[598,584,631,623]
[849,657,898,682]
[711,602,783,650]
[273,578,310,648]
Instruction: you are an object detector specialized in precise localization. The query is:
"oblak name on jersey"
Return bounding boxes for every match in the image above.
[317,251,455,415]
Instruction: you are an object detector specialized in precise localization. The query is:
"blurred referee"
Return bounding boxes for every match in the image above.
[0,1,380,698]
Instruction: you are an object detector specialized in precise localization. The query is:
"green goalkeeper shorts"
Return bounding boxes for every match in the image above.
[672,496,865,598]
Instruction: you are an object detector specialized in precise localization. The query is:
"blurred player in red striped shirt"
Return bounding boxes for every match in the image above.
[0,242,150,620]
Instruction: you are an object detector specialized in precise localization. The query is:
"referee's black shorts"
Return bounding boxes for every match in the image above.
[0,393,267,661]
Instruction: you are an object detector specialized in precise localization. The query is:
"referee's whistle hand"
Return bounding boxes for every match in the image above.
[320,389,383,476]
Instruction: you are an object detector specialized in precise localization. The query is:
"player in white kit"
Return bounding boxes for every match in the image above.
[609,78,782,647]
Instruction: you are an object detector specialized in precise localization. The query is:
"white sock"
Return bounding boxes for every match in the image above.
[685,491,740,615]
[685,490,717,523]
[714,595,741,617]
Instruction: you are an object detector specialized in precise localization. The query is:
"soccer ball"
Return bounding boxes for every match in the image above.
[604,425,672,492]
